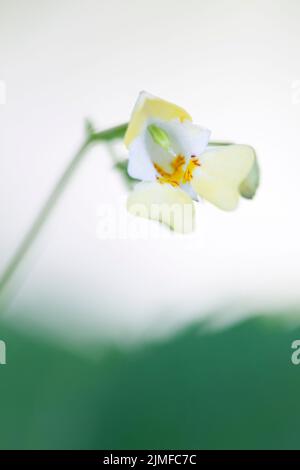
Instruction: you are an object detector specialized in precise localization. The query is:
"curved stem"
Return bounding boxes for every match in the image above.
[0,123,128,300]
[0,118,232,303]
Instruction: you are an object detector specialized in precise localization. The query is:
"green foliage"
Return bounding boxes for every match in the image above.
[0,312,299,449]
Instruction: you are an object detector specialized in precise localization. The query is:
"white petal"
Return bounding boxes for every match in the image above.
[127,134,157,181]
[180,182,199,201]
[191,145,255,211]
[152,119,211,159]
[128,118,211,181]
[127,182,195,233]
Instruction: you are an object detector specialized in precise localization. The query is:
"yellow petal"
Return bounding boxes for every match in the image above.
[124,91,192,148]
[191,145,255,211]
[127,182,195,233]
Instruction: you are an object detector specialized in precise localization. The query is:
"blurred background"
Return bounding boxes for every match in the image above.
[0,0,300,449]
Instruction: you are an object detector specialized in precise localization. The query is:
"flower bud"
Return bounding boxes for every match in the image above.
[239,154,260,199]
[147,124,171,152]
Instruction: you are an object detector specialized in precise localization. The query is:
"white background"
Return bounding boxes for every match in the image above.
[0,0,300,346]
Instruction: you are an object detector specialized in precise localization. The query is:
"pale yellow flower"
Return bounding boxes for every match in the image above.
[125,91,257,233]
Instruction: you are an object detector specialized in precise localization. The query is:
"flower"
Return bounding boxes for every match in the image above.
[124,91,257,233]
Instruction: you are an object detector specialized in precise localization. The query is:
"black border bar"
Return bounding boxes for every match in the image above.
[0,450,300,466]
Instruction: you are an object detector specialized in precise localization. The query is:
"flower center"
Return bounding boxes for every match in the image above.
[154,155,200,187]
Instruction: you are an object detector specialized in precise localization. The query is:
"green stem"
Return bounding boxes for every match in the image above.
[91,123,128,142]
[0,123,127,299]
[0,119,231,302]
[208,141,234,146]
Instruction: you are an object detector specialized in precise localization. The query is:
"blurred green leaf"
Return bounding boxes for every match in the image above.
[0,312,299,449]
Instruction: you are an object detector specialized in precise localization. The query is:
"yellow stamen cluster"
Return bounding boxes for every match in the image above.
[184,156,201,182]
[154,155,200,187]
